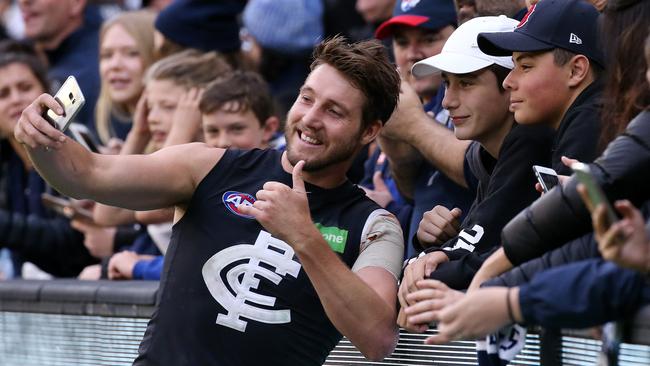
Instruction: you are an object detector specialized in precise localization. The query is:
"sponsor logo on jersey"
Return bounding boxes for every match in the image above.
[400,0,420,12]
[315,223,348,253]
[222,191,255,219]
[202,230,301,332]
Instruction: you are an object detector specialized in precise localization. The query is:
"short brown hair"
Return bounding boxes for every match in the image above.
[199,71,275,126]
[310,36,400,128]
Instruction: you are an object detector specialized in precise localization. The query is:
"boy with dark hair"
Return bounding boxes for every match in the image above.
[199,71,280,150]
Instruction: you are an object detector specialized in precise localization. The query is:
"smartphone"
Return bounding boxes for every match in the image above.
[43,76,85,132]
[41,193,93,221]
[532,165,559,193]
[571,162,618,227]
[68,123,101,153]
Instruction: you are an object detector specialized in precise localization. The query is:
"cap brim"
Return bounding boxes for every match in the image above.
[375,15,429,39]
[477,30,553,56]
[412,53,494,78]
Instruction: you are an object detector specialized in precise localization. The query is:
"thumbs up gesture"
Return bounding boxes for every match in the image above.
[239,160,316,245]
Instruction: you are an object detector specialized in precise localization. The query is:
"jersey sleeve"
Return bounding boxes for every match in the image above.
[351,209,404,280]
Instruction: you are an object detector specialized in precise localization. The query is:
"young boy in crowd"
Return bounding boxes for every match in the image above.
[199,71,280,150]
[469,0,605,288]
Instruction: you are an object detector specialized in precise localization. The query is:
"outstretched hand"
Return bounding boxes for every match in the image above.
[239,160,316,245]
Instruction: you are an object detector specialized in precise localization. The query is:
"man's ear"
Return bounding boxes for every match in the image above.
[261,116,280,143]
[360,119,382,145]
[567,54,592,88]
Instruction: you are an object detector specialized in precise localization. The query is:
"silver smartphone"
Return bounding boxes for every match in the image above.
[532,165,559,193]
[44,76,85,132]
[571,162,618,227]
[68,123,101,153]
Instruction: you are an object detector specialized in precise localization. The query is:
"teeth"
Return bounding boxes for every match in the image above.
[300,133,321,145]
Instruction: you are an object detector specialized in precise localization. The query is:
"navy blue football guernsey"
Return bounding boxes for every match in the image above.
[134,149,381,366]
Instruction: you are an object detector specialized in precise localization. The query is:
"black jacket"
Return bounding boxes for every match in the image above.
[0,210,97,277]
[502,110,650,266]
[422,124,554,290]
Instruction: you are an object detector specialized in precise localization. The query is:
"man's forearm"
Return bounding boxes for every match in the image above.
[293,231,398,361]
[404,120,470,188]
[377,136,421,200]
[27,142,97,199]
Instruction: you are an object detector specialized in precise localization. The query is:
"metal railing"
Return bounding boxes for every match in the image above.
[0,280,648,365]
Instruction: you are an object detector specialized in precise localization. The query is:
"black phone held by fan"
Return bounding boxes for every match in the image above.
[532,165,559,193]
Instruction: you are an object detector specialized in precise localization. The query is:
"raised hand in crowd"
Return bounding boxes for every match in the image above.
[120,91,151,155]
[589,198,649,273]
[417,206,463,248]
[379,74,427,142]
[361,171,395,208]
[164,87,204,147]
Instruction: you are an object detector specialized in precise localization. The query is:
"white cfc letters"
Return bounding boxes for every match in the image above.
[443,224,484,252]
[202,231,301,332]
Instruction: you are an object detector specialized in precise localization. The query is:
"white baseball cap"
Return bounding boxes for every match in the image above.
[412,15,518,78]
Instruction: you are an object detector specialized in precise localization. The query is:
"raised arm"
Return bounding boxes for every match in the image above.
[15,94,222,211]
[380,78,470,189]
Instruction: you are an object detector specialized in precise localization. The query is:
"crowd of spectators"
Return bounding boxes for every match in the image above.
[1,0,649,364]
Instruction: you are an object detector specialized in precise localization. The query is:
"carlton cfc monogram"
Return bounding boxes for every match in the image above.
[202,231,301,332]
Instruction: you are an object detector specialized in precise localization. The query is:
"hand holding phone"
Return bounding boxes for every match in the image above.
[41,193,93,222]
[532,165,559,193]
[572,162,618,228]
[43,76,85,132]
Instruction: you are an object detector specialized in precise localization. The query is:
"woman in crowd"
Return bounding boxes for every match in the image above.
[95,9,155,145]
[0,40,97,278]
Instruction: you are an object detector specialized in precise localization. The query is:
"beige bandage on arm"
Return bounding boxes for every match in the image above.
[351,209,404,280]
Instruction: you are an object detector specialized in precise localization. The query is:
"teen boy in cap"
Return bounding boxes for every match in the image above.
[469,0,605,290]
[375,0,475,257]
[478,0,603,176]
[394,17,554,324]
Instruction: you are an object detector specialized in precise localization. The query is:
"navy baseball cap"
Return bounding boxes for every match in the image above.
[477,0,604,67]
[375,0,458,40]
